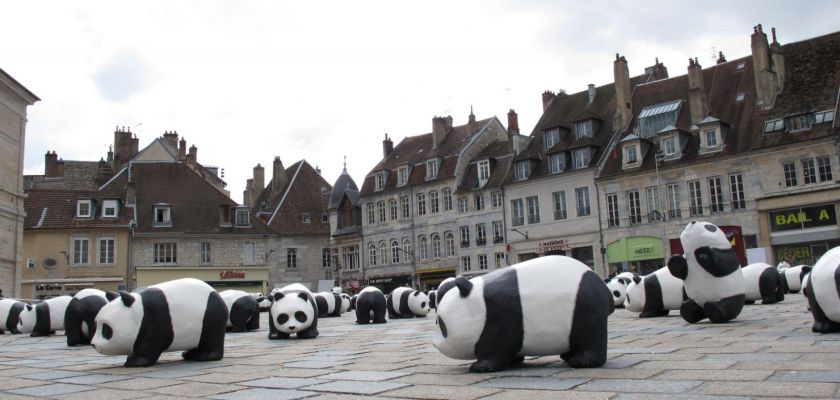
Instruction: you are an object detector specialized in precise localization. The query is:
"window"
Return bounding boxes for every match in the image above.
[544,128,560,149]
[663,137,677,155]
[375,172,386,191]
[72,237,90,265]
[430,191,439,213]
[689,180,703,216]
[735,93,745,102]
[154,205,172,227]
[667,184,681,219]
[703,129,719,150]
[625,145,638,163]
[444,232,455,257]
[99,238,115,264]
[461,256,472,272]
[491,192,503,208]
[77,200,92,218]
[526,196,540,224]
[442,188,453,211]
[607,193,620,228]
[511,199,525,226]
[572,148,590,169]
[367,203,375,224]
[575,187,591,217]
[426,159,439,180]
[492,221,504,243]
[321,213,328,223]
[514,161,530,181]
[709,177,724,213]
[391,240,400,263]
[389,199,398,220]
[418,236,428,260]
[402,239,411,261]
[783,162,798,187]
[814,110,835,124]
[628,190,642,225]
[548,153,565,174]
[243,242,256,265]
[637,100,681,138]
[368,243,377,267]
[103,200,118,218]
[460,226,470,248]
[397,166,409,186]
[154,242,177,264]
[379,241,388,265]
[736,62,746,70]
[478,254,488,270]
[287,248,297,268]
[764,118,785,133]
[478,160,491,186]
[201,242,211,264]
[458,197,469,213]
[476,223,487,246]
[235,209,250,226]
[495,252,505,268]
[788,115,812,132]
[730,174,745,210]
[646,186,661,222]
[474,194,485,211]
[431,235,441,258]
[322,248,332,269]
[818,156,833,182]
[343,245,359,270]
[803,159,817,184]
[301,213,311,224]
[400,196,410,219]
[552,191,567,220]
[417,193,426,216]
[378,201,386,222]
[575,120,593,139]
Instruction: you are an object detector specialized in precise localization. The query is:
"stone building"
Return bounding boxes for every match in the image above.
[327,162,363,293]
[0,67,38,297]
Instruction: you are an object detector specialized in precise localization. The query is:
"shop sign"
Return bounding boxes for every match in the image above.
[538,239,568,253]
[219,270,246,279]
[632,245,654,256]
[770,204,837,232]
[775,246,814,266]
[35,284,63,291]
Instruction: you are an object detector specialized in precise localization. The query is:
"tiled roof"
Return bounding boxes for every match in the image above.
[251,160,332,235]
[455,140,515,194]
[24,189,133,230]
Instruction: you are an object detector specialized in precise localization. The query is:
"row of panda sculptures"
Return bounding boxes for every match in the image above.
[2,220,840,373]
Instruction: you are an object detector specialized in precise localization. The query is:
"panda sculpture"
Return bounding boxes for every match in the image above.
[314,292,343,317]
[65,289,110,346]
[742,263,785,304]
[355,286,387,324]
[91,278,227,367]
[427,290,438,309]
[387,287,431,319]
[805,246,840,333]
[220,290,260,332]
[18,295,73,337]
[624,267,683,318]
[269,283,319,340]
[250,292,271,312]
[434,255,614,372]
[348,294,358,311]
[0,299,25,334]
[783,265,812,293]
[777,261,791,271]
[667,220,745,323]
[605,277,631,308]
[339,293,351,314]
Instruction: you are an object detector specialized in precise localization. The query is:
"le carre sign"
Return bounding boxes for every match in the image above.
[770,204,837,232]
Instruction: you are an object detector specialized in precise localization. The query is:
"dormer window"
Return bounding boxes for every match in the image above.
[736,62,746,70]
[102,200,118,218]
[397,166,409,186]
[76,200,92,218]
[700,127,723,153]
[815,110,835,124]
[662,137,677,155]
[637,100,681,138]
[787,114,812,133]
[764,118,784,133]
[374,172,387,191]
[513,160,531,181]
[572,148,591,169]
[301,213,311,223]
[735,93,745,102]
[235,208,250,226]
[154,204,172,227]
[426,159,439,180]
[548,153,566,174]
[544,128,560,149]
[625,145,639,164]
[575,120,593,139]
[477,160,490,187]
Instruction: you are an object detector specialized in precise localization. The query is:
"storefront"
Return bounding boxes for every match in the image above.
[365,274,412,294]
[21,277,125,300]
[511,238,596,269]
[768,204,839,266]
[607,236,664,276]
[136,266,270,294]
[416,267,456,290]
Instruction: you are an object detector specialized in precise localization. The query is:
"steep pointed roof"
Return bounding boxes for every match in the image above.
[328,167,360,209]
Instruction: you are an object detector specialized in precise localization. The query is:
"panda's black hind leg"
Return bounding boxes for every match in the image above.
[295,326,319,339]
[182,347,224,362]
[807,280,840,333]
[639,309,669,318]
[704,294,745,323]
[125,353,160,368]
[469,356,516,373]
[680,298,705,323]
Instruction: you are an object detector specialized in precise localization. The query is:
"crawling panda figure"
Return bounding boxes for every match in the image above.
[605,277,631,308]
[668,220,744,323]
[269,283,319,340]
[65,289,111,346]
[19,295,73,337]
[624,267,683,318]
[220,290,260,332]
[387,287,430,319]
[806,246,840,333]
[427,290,438,309]
[436,277,457,301]
[339,293,351,314]
[0,299,25,334]
[355,286,387,324]
[742,263,785,304]
[434,255,613,372]
[783,265,812,293]
[91,278,227,367]
[314,292,343,317]
[250,293,271,312]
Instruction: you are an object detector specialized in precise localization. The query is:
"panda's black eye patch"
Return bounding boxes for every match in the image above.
[277,314,289,325]
[101,323,113,340]
[437,317,448,338]
[613,290,621,298]
[704,224,717,233]
[421,302,427,309]
[295,311,307,323]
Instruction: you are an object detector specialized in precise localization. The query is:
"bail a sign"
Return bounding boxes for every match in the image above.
[770,204,837,232]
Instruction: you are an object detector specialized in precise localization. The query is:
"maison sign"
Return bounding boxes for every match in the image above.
[538,239,569,253]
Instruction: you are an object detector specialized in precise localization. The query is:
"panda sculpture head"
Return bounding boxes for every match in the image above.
[17,303,36,333]
[624,276,645,312]
[606,277,631,307]
[680,220,731,255]
[340,293,351,313]
[91,291,143,355]
[433,277,485,360]
[408,290,431,316]
[271,291,315,334]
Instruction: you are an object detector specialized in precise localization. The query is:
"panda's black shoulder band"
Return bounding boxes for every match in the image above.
[455,277,473,297]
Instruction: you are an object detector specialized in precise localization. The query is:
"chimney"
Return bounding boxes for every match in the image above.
[113,126,132,170]
[382,134,394,158]
[271,156,287,193]
[178,137,187,161]
[751,24,783,107]
[717,51,727,64]
[644,58,669,81]
[163,131,179,148]
[130,135,139,157]
[507,109,519,135]
[542,90,556,112]
[432,116,453,149]
[614,54,632,129]
[468,106,477,133]
[244,179,254,207]
[770,27,785,94]
[587,84,597,104]
[687,57,709,124]
[253,163,265,192]
[187,145,197,165]
[107,146,114,165]
[95,158,113,186]
[45,151,60,177]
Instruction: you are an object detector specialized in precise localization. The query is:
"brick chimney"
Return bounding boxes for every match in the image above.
[244,178,254,207]
[163,131,179,148]
[187,145,197,165]
[542,90,556,112]
[644,58,669,82]
[113,126,133,170]
[45,151,61,177]
[587,84,597,104]
[507,109,519,135]
[382,134,394,158]
[687,58,709,124]
[614,54,632,130]
[432,116,453,149]
[179,137,187,161]
[752,24,783,108]
[130,135,139,158]
[770,27,785,94]
[253,163,264,192]
[95,159,113,186]
[272,156,287,193]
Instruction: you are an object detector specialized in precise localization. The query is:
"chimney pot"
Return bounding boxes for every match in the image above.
[383,133,394,158]
[587,84,596,104]
[507,109,519,135]
[271,156,288,193]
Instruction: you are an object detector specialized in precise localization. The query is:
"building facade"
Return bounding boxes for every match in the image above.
[327,164,363,293]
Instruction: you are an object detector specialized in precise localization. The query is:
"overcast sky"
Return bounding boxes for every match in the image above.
[4,1,839,203]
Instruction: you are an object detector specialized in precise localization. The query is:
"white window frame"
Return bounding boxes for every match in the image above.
[491,192,503,208]
[514,161,530,181]
[391,240,401,263]
[478,254,488,270]
[400,196,410,219]
[607,193,619,228]
[730,174,745,210]
[430,191,439,213]
[548,153,565,174]
[243,242,256,265]
[526,196,540,224]
[154,205,172,227]
[511,199,525,226]
[98,237,115,265]
[459,225,470,248]
[476,223,487,245]
[389,198,398,220]
[77,200,92,218]
[627,190,641,225]
[474,194,485,211]
[688,180,704,216]
[573,148,590,169]
[663,136,677,155]
[431,235,441,259]
[378,201,386,222]
[72,236,90,266]
[287,248,297,268]
[709,176,725,213]
[153,242,177,264]
[544,128,560,149]
[624,145,638,164]
[461,256,472,272]
[495,252,506,268]
[575,187,591,217]
[426,159,439,180]
[444,232,455,257]
[201,242,212,264]
[368,243,377,267]
[418,236,428,260]
[667,184,682,219]
[553,191,567,220]
[102,200,118,218]
[397,166,409,186]
[417,193,426,216]
[235,208,250,226]
[375,172,386,191]
[458,197,469,213]
[575,120,593,139]
[764,118,785,133]
[477,160,491,186]
[492,221,504,243]
[442,188,453,211]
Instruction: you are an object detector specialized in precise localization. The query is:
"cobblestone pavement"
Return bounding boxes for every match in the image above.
[1,293,838,399]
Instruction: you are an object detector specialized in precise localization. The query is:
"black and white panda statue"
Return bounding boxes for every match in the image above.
[387,287,431,319]
[433,255,614,372]
[0,299,25,334]
[777,260,791,271]
[269,283,319,340]
[314,292,343,317]
[427,290,438,310]
[624,267,683,318]
[249,292,271,311]
[220,290,260,332]
[783,265,812,293]
[355,286,387,324]
[806,246,840,333]
[436,277,457,303]
[667,220,745,323]
[91,278,227,367]
[18,295,73,337]
[340,293,351,314]
[348,294,358,311]
[65,288,110,346]
[742,263,785,304]
[605,277,631,308]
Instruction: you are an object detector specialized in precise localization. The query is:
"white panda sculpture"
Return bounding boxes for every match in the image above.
[742,263,785,304]
[624,267,683,318]
[65,288,110,346]
[777,261,791,271]
[605,277,631,308]
[667,220,745,323]
[91,278,227,367]
[806,246,840,333]
[355,286,387,324]
[427,290,438,309]
[783,265,812,293]
[435,277,457,308]
[18,295,73,337]
[387,287,431,318]
[339,293,351,313]
[220,290,260,332]
[434,256,614,372]
[0,299,25,334]
[250,292,271,311]
[314,292,343,317]
[269,283,319,339]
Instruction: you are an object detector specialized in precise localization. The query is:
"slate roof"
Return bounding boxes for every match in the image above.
[455,140,515,194]
[328,168,360,209]
[251,160,332,235]
[24,189,133,230]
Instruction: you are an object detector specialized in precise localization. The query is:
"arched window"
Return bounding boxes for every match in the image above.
[368,243,377,267]
[391,240,400,263]
[402,238,412,260]
[431,234,441,259]
[444,231,455,257]
[379,241,388,265]
[418,235,428,260]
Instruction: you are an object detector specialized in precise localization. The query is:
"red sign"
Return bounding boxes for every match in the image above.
[538,239,568,253]
[219,270,246,279]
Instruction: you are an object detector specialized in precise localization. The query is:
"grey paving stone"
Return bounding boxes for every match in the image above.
[656,369,773,381]
[474,377,588,390]
[484,367,565,377]
[380,384,501,400]
[771,370,840,383]
[52,387,149,400]
[209,388,316,400]
[24,370,88,381]
[576,378,703,393]
[136,368,208,378]
[702,352,801,361]
[283,360,351,369]
[7,383,95,397]
[56,374,134,385]
[318,370,409,381]
[695,380,839,397]
[242,376,329,389]
[614,394,750,400]
[304,380,410,395]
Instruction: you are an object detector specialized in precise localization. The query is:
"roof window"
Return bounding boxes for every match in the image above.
[637,100,681,138]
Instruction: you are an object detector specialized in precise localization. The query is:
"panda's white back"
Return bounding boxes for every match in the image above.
[810,247,840,321]
[784,266,807,291]
[74,288,106,300]
[624,280,644,312]
[742,263,773,300]
[654,267,684,309]
[360,286,381,295]
[220,290,249,309]
[152,278,213,351]
[47,296,72,331]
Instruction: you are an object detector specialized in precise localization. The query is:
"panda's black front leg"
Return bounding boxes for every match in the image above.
[295,327,318,339]
[124,353,160,368]
[704,294,744,323]
[268,319,284,340]
[246,310,260,331]
[469,356,518,373]
[679,296,706,324]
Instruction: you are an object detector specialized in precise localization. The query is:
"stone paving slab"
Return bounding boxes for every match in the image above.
[7,382,94,397]
[303,380,410,395]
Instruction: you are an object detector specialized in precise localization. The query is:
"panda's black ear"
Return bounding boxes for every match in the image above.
[26,304,32,311]
[618,277,631,285]
[118,291,135,307]
[412,291,420,297]
[273,292,285,302]
[454,276,472,298]
[725,231,735,240]
[105,291,119,301]
[297,292,308,301]
[604,278,610,283]
[802,266,812,274]
[632,276,642,285]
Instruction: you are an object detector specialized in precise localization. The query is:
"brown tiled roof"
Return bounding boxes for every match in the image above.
[251,160,332,235]
[455,140,515,194]
[24,189,133,230]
